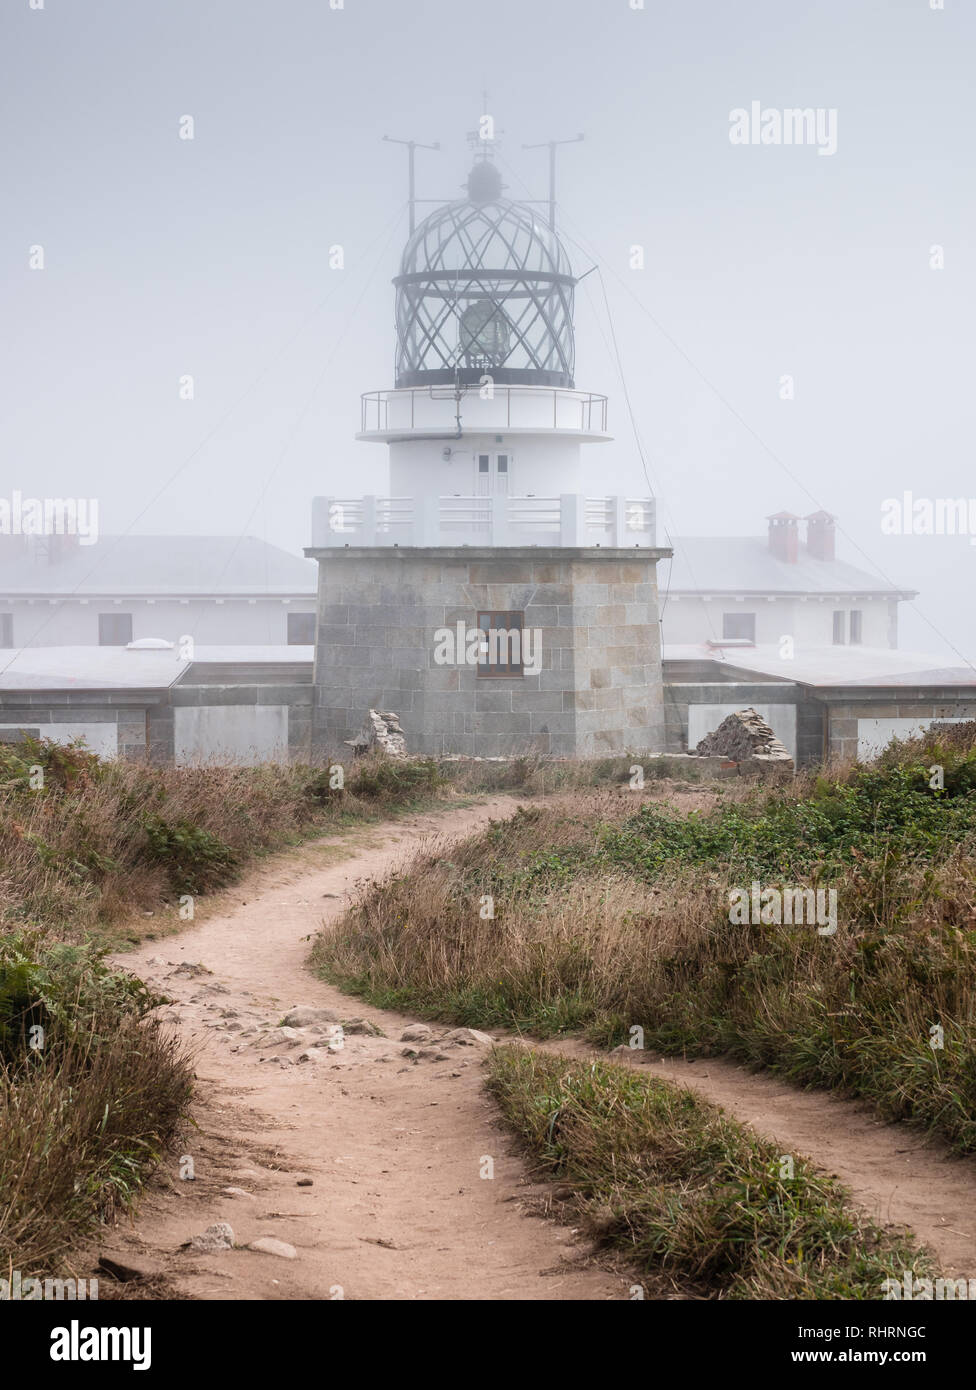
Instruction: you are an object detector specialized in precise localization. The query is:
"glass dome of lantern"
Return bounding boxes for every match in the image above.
[393,160,576,389]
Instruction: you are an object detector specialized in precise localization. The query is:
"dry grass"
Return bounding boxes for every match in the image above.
[0,740,720,949]
[1,738,683,1279]
[488,1046,931,1299]
[0,746,452,945]
[314,735,976,1151]
[0,1018,193,1274]
[0,739,457,1279]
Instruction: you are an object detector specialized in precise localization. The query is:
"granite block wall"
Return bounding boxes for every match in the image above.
[307,547,670,758]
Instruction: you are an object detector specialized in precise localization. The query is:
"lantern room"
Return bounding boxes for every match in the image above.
[394,160,576,389]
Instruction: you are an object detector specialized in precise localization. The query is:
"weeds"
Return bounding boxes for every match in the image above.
[314,726,976,1150]
[488,1046,931,1299]
[0,932,192,1273]
[0,737,463,1279]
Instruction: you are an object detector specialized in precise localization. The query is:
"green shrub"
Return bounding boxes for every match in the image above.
[601,759,976,889]
[347,757,443,801]
[141,815,241,895]
[0,932,160,1070]
[0,735,103,793]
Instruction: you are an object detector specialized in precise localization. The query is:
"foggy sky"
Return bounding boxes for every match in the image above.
[2,0,973,658]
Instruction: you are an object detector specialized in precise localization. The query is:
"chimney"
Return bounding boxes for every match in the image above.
[767,511,800,564]
[805,509,836,562]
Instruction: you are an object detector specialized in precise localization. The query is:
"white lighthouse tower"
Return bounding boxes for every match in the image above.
[308,135,671,758]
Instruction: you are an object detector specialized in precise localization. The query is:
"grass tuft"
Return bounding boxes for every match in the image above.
[488,1045,931,1299]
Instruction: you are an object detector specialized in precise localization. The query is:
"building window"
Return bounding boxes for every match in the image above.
[287,612,316,645]
[849,610,863,645]
[0,615,12,649]
[722,612,756,642]
[99,613,133,646]
[477,610,524,677]
[832,611,845,645]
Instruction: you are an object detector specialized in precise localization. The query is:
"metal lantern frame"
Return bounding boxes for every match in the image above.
[393,197,576,389]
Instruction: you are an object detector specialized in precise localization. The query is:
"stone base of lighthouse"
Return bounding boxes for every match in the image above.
[307,546,670,758]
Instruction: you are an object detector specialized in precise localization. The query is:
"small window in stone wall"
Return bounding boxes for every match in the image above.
[99,613,133,646]
[0,615,12,648]
[832,611,845,645]
[287,612,316,645]
[849,610,863,644]
[477,611,524,677]
[722,612,756,642]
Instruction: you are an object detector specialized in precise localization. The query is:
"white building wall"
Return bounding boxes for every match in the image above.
[2,599,316,649]
[173,705,289,766]
[857,716,968,761]
[388,433,584,497]
[662,595,891,648]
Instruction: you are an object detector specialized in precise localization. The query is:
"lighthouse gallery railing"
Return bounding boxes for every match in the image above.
[310,495,656,548]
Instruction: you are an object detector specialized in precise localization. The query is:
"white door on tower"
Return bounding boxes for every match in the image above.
[475,452,511,495]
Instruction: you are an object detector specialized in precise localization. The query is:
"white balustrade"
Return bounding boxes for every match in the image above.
[311,495,656,548]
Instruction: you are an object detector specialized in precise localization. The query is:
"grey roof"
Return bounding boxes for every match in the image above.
[664,537,915,597]
[0,645,313,691]
[0,536,318,597]
[664,643,976,689]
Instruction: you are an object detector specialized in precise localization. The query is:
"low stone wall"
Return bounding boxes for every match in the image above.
[437,752,790,783]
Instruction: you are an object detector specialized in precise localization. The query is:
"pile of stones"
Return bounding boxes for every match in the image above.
[695,707,794,767]
[346,709,407,759]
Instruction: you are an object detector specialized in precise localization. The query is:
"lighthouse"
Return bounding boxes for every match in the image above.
[307,134,671,758]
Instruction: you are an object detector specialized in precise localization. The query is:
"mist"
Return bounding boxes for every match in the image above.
[2,0,973,659]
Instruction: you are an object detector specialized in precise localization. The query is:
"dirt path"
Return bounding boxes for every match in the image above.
[97,794,976,1299]
[97,797,628,1302]
[550,1045,976,1280]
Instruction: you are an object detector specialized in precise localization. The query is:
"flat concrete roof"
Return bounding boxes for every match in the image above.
[664,643,976,689]
[0,645,313,691]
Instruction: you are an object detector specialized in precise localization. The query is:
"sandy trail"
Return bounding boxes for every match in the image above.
[554,1041,976,1279]
[99,797,628,1302]
[98,795,976,1298]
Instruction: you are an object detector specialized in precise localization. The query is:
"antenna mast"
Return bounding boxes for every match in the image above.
[382,133,440,235]
[466,90,504,164]
[522,133,584,229]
